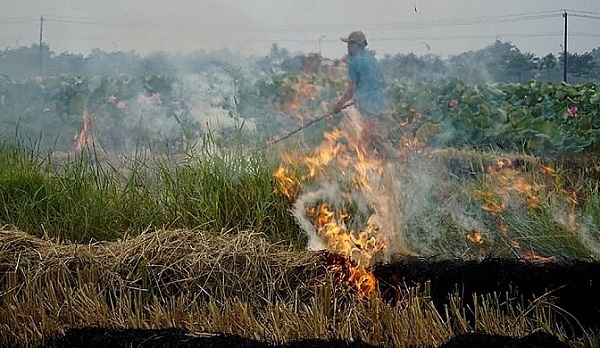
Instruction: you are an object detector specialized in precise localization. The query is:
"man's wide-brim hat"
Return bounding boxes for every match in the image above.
[341,31,367,45]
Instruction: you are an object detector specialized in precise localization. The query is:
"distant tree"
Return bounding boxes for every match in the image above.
[49,52,85,76]
[503,49,537,82]
[481,40,536,82]
[446,50,491,83]
[380,52,446,81]
[255,43,293,75]
[140,51,178,77]
[0,43,52,78]
[182,50,212,73]
[589,48,600,81]
[560,52,598,82]
[540,53,558,70]
[85,49,143,76]
[535,53,561,82]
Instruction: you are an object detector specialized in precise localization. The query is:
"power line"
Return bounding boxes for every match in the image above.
[0,15,39,22]
[43,16,101,25]
[566,9,600,17]
[570,31,600,38]
[0,8,583,32]
[43,31,566,44]
[0,17,38,26]
[371,32,564,42]
[37,10,565,31]
[569,13,600,21]
[4,9,598,58]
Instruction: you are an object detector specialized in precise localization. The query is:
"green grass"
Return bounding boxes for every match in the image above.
[0,138,302,245]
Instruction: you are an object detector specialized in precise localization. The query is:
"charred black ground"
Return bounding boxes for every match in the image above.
[373,256,600,334]
[44,328,379,348]
[44,327,568,348]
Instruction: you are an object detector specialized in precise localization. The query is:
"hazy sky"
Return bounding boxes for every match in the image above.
[2,0,600,58]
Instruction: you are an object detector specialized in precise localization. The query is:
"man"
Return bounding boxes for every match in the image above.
[333,31,396,161]
[333,32,404,250]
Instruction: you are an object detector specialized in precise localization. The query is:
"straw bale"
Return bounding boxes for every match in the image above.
[0,227,324,306]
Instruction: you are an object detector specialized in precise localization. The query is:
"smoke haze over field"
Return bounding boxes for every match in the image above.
[2,0,600,59]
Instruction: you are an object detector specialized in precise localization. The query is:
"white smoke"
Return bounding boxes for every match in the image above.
[174,71,258,141]
[292,181,345,251]
[577,218,600,257]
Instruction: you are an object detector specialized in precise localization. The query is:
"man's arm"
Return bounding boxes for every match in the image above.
[334,82,355,113]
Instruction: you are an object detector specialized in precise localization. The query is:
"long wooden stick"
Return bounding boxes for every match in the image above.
[264,103,354,147]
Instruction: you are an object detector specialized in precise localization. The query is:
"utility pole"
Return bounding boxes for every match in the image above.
[39,16,43,76]
[318,36,325,55]
[562,10,568,83]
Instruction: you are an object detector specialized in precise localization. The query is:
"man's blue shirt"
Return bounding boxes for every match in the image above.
[347,50,388,116]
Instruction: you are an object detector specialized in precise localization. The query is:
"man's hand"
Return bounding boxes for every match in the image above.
[334,83,355,114]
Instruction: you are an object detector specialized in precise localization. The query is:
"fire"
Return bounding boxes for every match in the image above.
[273,75,319,117]
[274,122,395,297]
[273,165,300,202]
[466,230,484,244]
[305,202,382,296]
[306,203,384,266]
[322,252,377,297]
[286,81,317,113]
[476,158,579,256]
[480,159,545,211]
[74,113,95,151]
[349,265,377,296]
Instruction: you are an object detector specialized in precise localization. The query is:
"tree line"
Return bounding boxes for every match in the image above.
[0,40,599,84]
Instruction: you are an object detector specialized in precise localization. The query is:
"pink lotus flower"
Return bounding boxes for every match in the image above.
[116,101,128,110]
[138,92,163,105]
[449,99,458,107]
[149,92,162,105]
[567,105,578,118]
[107,95,117,104]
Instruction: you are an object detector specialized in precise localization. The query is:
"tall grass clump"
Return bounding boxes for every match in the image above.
[0,140,46,216]
[0,136,302,245]
[153,141,303,245]
[0,142,158,242]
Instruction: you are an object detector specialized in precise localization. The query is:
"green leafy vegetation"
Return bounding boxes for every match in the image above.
[387,78,600,155]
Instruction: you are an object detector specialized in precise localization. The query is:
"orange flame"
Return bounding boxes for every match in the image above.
[476,158,579,256]
[348,264,377,296]
[273,165,300,202]
[274,76,319,117]
[75,113,95,151]
[306,203,380,296]
[466,230,484,244]
[275,124,392,296]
